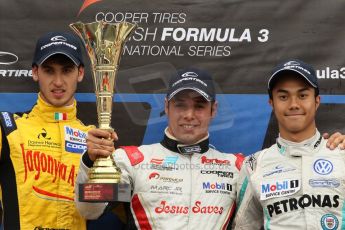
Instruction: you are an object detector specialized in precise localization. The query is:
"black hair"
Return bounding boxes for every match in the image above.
[268,72,319,99]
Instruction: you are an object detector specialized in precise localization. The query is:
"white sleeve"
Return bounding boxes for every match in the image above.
[74,153,108,220]
[112,148,135,186]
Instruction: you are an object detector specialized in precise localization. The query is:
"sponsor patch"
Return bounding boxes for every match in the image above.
[200,170,233,178]
[202,182,232,194]
[263,165,296,177]
[313,159,333,175]
[121,146,144,166]
[64,126,87,153]
[260,179,300,200]
[148,172,183,183]
[321,214,338,230]
[309,179,340,188]
[150,156,179,170]
[1,112,13,128]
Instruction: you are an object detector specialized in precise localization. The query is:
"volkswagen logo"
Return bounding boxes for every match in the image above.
[313,159,333,175]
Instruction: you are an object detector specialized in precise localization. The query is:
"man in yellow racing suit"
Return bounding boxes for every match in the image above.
[0,31,92,230]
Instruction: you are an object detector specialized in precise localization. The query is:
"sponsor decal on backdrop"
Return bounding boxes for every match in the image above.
[76,0,270,58]
[0,51,32,78]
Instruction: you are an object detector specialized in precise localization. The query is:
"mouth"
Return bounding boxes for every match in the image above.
[180,124,197,130]
[51,89,65,98]
[285,113,305,117]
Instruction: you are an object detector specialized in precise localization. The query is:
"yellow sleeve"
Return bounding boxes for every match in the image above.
[0,127,2,156]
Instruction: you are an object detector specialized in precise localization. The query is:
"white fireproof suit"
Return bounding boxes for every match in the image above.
[233,131,345,230]
[76,133,244,229]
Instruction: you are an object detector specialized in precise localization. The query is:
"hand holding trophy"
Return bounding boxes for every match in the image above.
[70,21,137,202]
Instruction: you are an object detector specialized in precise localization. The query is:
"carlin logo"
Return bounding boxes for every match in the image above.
[78,0,102,16]
[51,36,67,42]
[0,51,18,65]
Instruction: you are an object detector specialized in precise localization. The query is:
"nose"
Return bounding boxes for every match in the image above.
[289,96,300,110]
[183,107,195,120]
[53,74,64,86]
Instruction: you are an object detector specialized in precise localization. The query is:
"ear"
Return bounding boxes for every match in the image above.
[164,98,169,117]
[77,66,85,82]
[315,95,321,111]
[32,66,39,82]
[211,101,218,118]
[269,98,273,108]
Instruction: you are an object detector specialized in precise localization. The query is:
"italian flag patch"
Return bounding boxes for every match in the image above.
[54,112,67,121]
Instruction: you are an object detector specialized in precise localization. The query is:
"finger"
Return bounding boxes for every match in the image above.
[88,128,113,139]
[111,131,119,141]
[325,132,341,148]
[87,146,114,159]
[329,135,344,150]
[322,132,330,139]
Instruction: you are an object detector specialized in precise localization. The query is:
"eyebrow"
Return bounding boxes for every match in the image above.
[276,87,311,93]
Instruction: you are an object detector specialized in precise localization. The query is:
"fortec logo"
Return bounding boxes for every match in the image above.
[261,179,300,200]
[78,0,102,16]
[201,156,230,165]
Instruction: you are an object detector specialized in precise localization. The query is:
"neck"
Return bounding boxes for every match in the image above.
[279,124,317,143]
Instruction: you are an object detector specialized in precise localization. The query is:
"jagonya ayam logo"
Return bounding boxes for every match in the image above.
[78,0,102,16]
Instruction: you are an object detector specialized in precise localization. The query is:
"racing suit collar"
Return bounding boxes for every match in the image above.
[30,93,77,123]
[276,130,322,156]
[160,128,210,154]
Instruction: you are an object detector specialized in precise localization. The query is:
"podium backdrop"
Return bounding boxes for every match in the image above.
[1,0,345,228]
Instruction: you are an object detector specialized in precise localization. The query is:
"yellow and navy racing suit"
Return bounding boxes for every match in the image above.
[0,94,93,230]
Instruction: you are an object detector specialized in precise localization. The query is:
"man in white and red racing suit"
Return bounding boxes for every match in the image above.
[77,130,244,229]
[75,67,244,229]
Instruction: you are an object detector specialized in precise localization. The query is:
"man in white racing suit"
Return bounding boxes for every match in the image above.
[233,59,345,230]
[76,67,244,229]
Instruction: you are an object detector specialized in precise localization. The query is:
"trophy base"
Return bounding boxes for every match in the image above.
[79,183,131,202]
